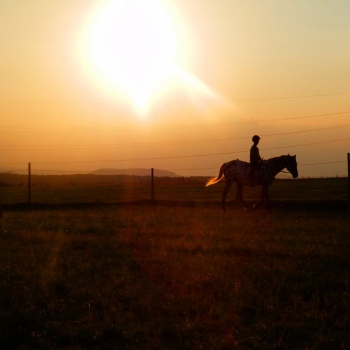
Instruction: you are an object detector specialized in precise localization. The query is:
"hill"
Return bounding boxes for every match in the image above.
[0,168,177,177]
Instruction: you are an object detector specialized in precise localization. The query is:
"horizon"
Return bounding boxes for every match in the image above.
[1,1,350,178]
[0,165,348,180]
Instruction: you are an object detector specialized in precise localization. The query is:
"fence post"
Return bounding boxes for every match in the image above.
[151,168,154,201]
[28,162,31,204]
[348,153,350,203]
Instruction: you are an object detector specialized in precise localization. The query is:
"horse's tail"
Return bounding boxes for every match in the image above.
[206,163,226,187]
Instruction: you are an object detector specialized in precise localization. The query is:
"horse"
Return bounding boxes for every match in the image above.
[206,154,298,211]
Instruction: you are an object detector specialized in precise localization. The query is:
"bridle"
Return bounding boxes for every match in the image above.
[280,156,295,175]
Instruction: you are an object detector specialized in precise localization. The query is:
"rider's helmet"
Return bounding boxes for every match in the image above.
[252,135,260,142]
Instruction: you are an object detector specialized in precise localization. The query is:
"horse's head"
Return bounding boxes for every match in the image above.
[286,154,298,178]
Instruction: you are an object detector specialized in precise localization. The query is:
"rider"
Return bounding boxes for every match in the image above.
[250,135,262,179]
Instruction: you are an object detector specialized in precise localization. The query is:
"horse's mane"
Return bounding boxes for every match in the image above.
[264,155,291,163]
[232,155,291,164]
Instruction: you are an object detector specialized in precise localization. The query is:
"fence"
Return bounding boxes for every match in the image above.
[0,172,349,206]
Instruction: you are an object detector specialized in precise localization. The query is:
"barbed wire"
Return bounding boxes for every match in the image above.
[0,110,350,134]
[1,95,349,175]
[1,137,348,168]
[0,159,347,175]
[0,121,350,151]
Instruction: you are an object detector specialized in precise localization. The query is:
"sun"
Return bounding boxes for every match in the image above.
[78,0,232,118]
[80,0,179,115]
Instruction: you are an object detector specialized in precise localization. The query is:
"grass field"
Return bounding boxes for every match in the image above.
[0,177,349,204]
[0,177,349,349]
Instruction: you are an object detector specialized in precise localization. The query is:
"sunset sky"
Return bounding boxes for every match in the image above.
[1,0,350,177]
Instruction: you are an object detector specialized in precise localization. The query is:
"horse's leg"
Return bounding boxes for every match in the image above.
[265,186,271,212]
[236,183,248,210]
[222,181,232,211]
[258,185,272,211]
[253,185,266,211]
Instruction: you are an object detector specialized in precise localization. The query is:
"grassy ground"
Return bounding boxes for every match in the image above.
[1,202,349,349]
[0,177,348,204]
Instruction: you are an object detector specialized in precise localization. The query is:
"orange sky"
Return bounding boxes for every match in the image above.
[1,0,350,177]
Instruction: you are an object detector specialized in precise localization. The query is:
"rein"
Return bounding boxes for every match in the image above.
[277,156,293,174]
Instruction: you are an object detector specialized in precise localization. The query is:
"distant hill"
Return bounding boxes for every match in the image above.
[90,168,177,177]
[0,168,177,177]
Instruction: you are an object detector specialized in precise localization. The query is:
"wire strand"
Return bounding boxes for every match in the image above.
[2,136,346,165]
[0,110,350,133]
[1,122,350,151]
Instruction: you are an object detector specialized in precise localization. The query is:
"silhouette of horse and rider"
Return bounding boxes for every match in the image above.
[206,135,298,211]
